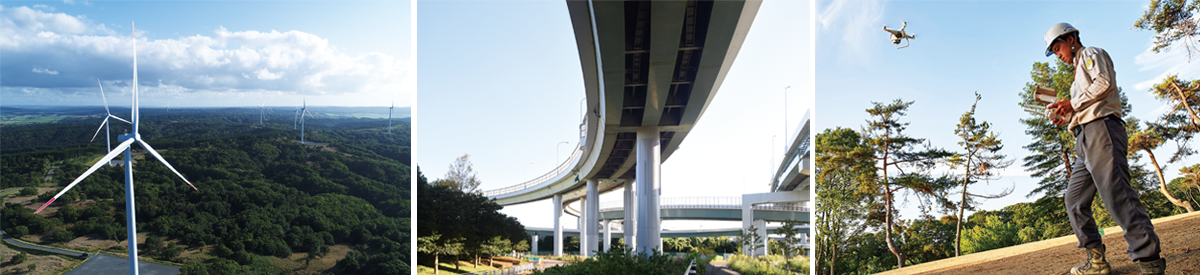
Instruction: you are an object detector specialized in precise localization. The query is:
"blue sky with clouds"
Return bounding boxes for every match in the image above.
[816,0,1197,220]
[1,0,412,107]
[418,0,813,230]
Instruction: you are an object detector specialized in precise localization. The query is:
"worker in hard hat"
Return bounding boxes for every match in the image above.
[1043,22,1165,275]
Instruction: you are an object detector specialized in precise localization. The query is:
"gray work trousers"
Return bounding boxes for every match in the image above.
[1066,115,1160,261]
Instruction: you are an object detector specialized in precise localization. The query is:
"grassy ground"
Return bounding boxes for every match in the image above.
[417,256,520,275]
[0,239,82,275]
[0,116,75,125]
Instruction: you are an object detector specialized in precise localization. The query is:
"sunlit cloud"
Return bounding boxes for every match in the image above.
[0,5,411,105]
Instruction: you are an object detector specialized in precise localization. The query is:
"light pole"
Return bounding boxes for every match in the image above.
[557,141,570,164]
[783,86,791,153]
[771,135,778,184]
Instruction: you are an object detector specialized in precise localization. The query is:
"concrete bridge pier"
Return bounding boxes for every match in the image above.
[533,234,539,254]
[578,198,586,256]
[635,127,662,254]
[603,220,612,252]
[586,179,599,256]
[623,182,636,250]
[554,194,563,256]
[756,219,768,256]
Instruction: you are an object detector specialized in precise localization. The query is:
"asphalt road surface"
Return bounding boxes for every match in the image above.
[64,254,180,275]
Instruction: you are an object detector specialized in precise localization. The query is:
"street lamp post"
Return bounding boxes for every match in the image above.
[784,85,791,153]
[771,135,778,184]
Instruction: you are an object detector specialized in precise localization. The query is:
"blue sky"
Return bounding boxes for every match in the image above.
[816,0,1197,220]
[418,0,813,230]
[1,0,412,107]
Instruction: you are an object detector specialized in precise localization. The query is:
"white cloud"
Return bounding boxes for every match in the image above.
[816,0,886,67]
[1133,37,1200,91]
[32,67,59,75]
[254,68,283,80]
[0,5,409,100]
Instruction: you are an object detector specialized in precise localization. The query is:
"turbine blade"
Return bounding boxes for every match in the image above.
[91,117,110,142]
[109,115,132,124]
[137,140,198,190]
[98,79,111,114]
[35,139,135,214]
[305,109,314,119]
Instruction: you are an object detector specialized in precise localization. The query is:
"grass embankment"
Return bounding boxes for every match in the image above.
[728,254,810,275]
[417,256,524,275]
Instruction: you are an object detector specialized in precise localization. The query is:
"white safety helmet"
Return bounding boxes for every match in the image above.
[1044,22,1079,57]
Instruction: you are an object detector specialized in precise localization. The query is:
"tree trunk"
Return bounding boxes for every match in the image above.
[434,254,439,275]
[474,253,479,268]
[828,244,838,275]
[885,187,905,268]
[1147,149,1194,212]
[956,175,968,257]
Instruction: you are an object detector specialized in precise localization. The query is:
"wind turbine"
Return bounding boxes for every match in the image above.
[387,101,394,134]
[299,99,314,143]
[90,79,132,156]
[36,22,198,275]
[293,107,299,130]
[259,102,265,125]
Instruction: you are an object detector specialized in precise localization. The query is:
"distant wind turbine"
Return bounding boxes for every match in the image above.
[300,99,314,143]
[293,106,299,130]
[90,79,132,156]
[388,101,394,134]
[36,22,198,275]
[259,102,265,125]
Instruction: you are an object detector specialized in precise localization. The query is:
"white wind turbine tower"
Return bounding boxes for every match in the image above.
[293,106,299,130]
[387,101,394,134]
[36,22,198,275]
[259,102,265,125]
[90,79,132,157]
[299,99,314,143]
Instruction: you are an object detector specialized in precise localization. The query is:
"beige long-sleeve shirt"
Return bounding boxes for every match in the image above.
[1068,46,1123,131]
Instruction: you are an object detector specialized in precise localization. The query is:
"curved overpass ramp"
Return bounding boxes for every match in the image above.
[483,0,761,206]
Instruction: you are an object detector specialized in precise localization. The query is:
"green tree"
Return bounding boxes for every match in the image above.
[1146,76,1198,164]
[1020,61,1078,198]
[1134,0,1200,58]
[1129,124,1195,212]
[19,187,37,196]
[737,225,764,257]
[815,127,873,275]
[417,232,464,275]
[9,252,28,265]
[26,263,36,273]
[438,154,482,193]
[144,235,162,253]
[947,92,1014,257]
[961,215,1020,254]
[513,239,530,253]
[10,225,29,238]
[859,99,954,267]
[482,236,511,266]
[777,219,805,260]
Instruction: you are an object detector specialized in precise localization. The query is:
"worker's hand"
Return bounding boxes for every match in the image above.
[1047,99,1073,125]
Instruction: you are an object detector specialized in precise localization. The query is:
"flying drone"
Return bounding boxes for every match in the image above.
[883,21,916,49]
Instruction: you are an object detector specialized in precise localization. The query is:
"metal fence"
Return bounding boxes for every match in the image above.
[482,146,582,198]
[599,197,810,212]
[464,263,536,275]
